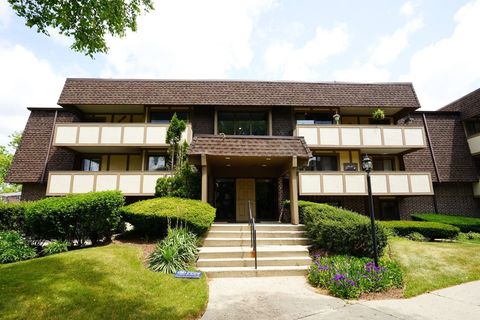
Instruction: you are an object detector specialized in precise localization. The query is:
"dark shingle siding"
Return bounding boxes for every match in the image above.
[58,79,421,109]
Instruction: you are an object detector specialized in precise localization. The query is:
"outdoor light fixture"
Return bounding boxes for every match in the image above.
[362,154,379,267]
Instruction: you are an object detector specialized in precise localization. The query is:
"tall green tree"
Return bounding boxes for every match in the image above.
[0,131,22,193]
[8,0,154,57]
[165,113,186,170]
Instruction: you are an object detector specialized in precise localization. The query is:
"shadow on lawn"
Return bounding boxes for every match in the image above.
[0,251,180,320]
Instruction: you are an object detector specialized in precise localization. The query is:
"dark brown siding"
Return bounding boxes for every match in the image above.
[192,106,214,135]
[403,113,477,182]
[21,183,47,201]
[441,88,480,120]
[7,110,79,184]
[272,107,293,136]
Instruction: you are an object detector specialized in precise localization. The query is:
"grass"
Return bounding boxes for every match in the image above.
[0,243,208,320]
[387,237,480,297]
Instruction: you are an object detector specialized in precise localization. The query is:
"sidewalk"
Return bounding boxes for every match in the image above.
[202,277,480,320]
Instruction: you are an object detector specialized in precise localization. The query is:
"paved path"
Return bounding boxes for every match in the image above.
[202,277,480,320]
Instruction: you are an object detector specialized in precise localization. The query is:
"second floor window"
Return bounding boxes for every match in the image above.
[306,155,338,171]
[150,111,188,124]
[148,155,168,171]
[373,158,395,171]
[82,158,100,171]
[465,119,480,137]
[296,112,333,125]
[218,112,268,135]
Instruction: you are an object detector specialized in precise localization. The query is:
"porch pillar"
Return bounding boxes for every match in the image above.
[201,154,208,203]
[290,156,299,225]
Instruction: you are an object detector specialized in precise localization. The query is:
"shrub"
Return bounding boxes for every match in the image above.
[457,232,480,241]
[381,221,459,240]
[42,240,68,256]
[299,201,387,258]
[308,255,403,299]
[406,232,427,242]
[148,228,198,273]
[411,213,480,233]
[0,231,36,263]
[121,197,215,237]
[0,201,31,233]
[155,162,200,199]
[25,191,124,246]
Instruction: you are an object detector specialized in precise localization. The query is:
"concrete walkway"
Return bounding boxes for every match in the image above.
[202,277,480,320]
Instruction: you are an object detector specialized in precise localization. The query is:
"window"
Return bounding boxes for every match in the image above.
[217,112,268,135]
[82,158,100,171]
[306,155,338,171]
[150,111,188,124]
[148,155,168,171]
[296,112,333,125]
[378,199,400,220]
[373,158,395,171]
[465,119,480,136]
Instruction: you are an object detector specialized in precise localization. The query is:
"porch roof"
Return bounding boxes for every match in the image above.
[188,135,312,158]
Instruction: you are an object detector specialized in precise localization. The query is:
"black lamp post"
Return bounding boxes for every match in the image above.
[362,154,379,267]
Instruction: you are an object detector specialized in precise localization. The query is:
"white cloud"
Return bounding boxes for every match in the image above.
[0,1,13,29]
[264,24,349,80]
[401,0,480,109]
[334,2,422,82]
[102,0,275,78]
[0,42,65,146]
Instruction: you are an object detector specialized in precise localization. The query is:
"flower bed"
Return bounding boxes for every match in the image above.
[308,255,403,299]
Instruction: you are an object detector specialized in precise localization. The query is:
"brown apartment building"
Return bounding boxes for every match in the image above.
[7,79,480,224]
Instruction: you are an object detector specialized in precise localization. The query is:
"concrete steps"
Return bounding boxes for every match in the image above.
[198,223,311,278]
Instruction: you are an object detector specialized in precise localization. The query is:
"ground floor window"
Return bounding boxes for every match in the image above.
[377,198,400,220]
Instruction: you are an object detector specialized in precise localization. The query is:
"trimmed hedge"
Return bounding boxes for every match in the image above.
[381,221,460,240]
[25,191,124,245]
[0,202,31,233]
[411,213,480,233]
[298,201,387,258]
[120,197,215,237]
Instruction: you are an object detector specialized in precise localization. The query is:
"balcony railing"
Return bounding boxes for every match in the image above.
[295,124,426,151]
[53,123,192,147]
[46,171,173,196]
[467,134,480,155]
[299,171,433,196]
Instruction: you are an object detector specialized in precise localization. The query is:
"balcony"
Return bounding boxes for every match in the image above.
[467,134,480,155]
[299,171,433,196]
[295,124,426,153]
[46,171,173,196]
[53,123,192,151]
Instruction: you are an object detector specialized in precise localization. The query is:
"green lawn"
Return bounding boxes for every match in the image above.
[0,243,208,320]
[388,237,480,297]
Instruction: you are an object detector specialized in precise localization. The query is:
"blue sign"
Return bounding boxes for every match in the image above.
[175,270,202,279]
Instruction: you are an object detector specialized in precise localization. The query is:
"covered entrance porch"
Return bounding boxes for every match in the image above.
[188,135,312,224]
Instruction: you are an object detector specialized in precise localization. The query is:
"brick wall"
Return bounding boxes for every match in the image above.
[272,107,293,136]
[397,196,435,219]
[21,183,47,201]
[192,106,214,135]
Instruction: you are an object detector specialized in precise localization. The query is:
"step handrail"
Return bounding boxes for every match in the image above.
[248,200,257,269]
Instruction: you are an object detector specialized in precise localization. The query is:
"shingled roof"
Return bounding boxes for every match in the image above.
[188,135,312,158]
[58,78,421,109]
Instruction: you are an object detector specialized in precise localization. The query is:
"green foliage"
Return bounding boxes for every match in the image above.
[372,108,385,119]
[25,191,124,246]
[155,162,200,199]
[120,197,215,237]
[308,255,403,299]
[411,213,480,233]
[148,228,198,274]
[298,201,388,258]
[457,232,480,241]
[8,0,154,57]
[42,241,68,256]
[406,232,428,242]
[0,201,30,232]
[0,130,22,192]
[166,113,187,169]
[0,231,36,263]
[381,220,460,240]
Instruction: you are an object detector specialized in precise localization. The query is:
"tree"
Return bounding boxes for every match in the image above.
[8,0,154,57]
[165,113,186,170]
[0,131,22,193]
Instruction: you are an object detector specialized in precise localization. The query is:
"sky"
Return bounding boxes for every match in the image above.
[1,0,480,146]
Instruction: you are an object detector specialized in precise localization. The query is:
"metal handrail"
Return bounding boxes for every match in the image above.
[248,200,257,269]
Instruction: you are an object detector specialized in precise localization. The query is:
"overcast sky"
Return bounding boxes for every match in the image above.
[1,0,479,146]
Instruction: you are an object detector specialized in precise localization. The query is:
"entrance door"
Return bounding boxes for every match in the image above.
[256,179,277,221]
[236,179,256,222]
[214,179,236,221]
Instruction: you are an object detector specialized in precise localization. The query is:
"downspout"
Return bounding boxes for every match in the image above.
[41,110,58,183]
[422,113,439,213]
